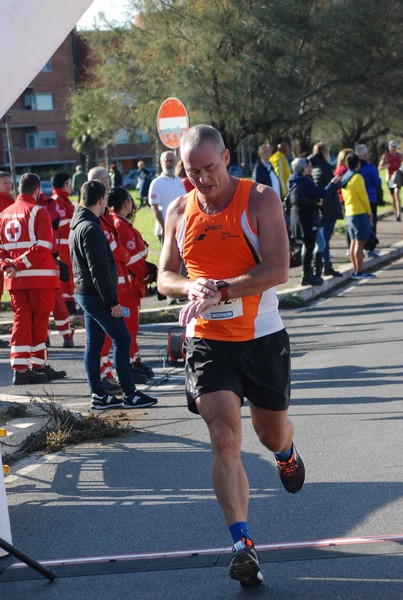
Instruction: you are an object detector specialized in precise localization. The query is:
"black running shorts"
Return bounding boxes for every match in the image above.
[184,329,291,414]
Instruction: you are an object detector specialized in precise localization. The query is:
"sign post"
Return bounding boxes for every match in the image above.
[157,97,189,150]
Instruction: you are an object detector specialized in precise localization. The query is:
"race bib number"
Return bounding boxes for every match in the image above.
[201,298,243,320]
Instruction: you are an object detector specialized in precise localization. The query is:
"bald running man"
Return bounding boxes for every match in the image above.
[158,125,305,587]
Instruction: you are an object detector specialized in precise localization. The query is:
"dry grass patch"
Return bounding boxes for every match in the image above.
[3,396,138,463]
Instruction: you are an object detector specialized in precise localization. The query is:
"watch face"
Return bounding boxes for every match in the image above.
[216,280,229,289]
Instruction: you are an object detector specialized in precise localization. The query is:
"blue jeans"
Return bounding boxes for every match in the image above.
[75,293,134,395]
[314,227,326,254]
[321,219,337,262]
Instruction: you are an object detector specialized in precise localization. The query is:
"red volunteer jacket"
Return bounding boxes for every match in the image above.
[52,188,75,250]
[37,192,60,254]
[110,212,149,298]
[0,194,60,290]
[100,212,132,296]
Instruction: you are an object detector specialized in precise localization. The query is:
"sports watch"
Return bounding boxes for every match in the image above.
[215,280,230,301]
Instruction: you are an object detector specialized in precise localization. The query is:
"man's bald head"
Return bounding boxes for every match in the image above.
[88,166,110,189]
[180,125,225,156]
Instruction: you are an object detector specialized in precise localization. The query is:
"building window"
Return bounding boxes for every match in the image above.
[39,131,57,147]
[113,128,130,144]
[135,128,150,143]
[41,59,52,72]
[26,133,38,149]
[23,92,54,110]
[26,131,57,149]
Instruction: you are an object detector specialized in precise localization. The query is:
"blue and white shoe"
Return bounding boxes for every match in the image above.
[352,271,377,280]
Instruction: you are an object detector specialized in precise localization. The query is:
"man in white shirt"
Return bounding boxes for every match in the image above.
[149,151,186,242]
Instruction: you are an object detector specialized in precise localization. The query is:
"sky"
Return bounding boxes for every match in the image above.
[77,0,130,29]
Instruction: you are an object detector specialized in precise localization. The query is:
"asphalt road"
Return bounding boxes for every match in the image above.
[1,257,403,599]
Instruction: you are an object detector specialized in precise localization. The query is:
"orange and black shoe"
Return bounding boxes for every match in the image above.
[228,536,263,587]
[276,443,305,494]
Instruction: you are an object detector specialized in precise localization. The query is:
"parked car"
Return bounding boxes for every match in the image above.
[41,180,53,196]
[123,169,140,189]
[228,165,243,177]
[123,168,156,190]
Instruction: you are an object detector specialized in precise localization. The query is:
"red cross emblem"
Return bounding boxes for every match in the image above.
[5,219,21,242]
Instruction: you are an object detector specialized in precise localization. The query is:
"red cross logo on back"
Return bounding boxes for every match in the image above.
[5,219,22,242]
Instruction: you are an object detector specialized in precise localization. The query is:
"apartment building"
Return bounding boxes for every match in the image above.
[0,31,155,175]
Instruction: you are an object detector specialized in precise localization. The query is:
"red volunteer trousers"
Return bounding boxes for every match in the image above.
[53,288,72,336]
[58,245,75,302]
[100,293,140,378]
[10,288,56,370]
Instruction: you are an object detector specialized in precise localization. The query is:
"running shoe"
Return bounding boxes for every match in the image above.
[91,393,123,410]
[276,443,305,494]
[229,537,263,586]
[123,390,158,409]
[352,271,377,280]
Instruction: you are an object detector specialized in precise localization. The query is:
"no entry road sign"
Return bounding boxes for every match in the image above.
[157,97,189,149]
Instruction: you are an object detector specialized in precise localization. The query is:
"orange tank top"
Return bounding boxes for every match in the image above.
[178,179,283,341]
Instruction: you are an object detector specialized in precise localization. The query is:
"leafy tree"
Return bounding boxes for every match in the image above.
[73,0,403,160]
[67,87,126,170]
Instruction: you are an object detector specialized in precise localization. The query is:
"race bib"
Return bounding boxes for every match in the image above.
[201,298,243,320]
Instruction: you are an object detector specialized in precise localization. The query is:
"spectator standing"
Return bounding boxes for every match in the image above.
[334,148,354,253]
[71,166,87,201]
[109,163,123,188]
[158,125,305,587]
[270,142,292,200]
[98,204,133,391]
[52,172,76,316]
[88,166,111,190]
[47,172,76,344]
[356,144,382,256]
[136,160,153,207]
[334,148,354,197]
[69,180,157,410]
[0,173,66,384]
[252,144,281,198]
[341,153,375,280]
[288,158,340,286]
[310,142,344,277]
[37,186,74,348]
[88,166,146,388]
[148,151,186,242]
[107,187,155,383]
[378,140,402,221]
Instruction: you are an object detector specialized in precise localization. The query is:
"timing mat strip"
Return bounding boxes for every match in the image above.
[1,534,403,582]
